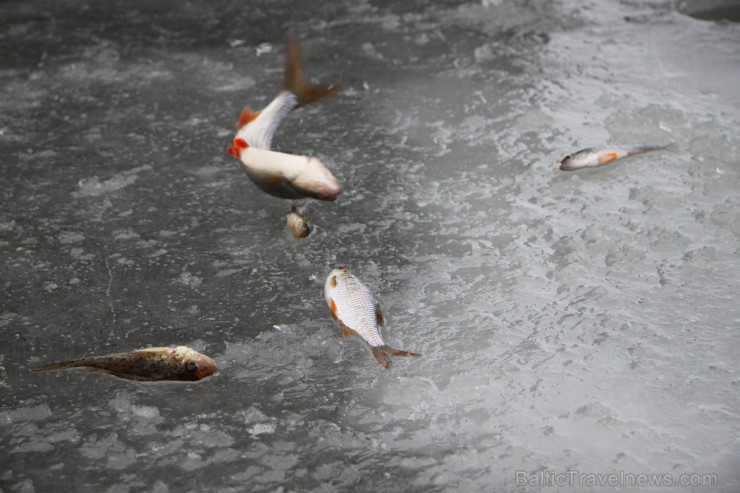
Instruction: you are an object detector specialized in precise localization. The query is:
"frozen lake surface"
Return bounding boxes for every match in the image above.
[2,0,739,491]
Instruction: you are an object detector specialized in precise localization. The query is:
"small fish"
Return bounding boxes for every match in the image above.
[286,210,310,238]
[324,267,420,369]
[555,143,678,171]
[227,36,342,201]
[34,346,218,382]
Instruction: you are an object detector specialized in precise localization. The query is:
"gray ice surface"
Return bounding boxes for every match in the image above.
[1,0,739,492]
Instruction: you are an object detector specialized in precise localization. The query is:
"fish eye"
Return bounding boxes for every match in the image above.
[563,155,572,161]
[185,361,198,372]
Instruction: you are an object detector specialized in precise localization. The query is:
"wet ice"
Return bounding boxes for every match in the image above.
[2,0,740,492]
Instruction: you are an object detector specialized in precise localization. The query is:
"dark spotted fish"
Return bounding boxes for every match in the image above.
[34,346,218,382]
[324,267,420,369]
[556,143,678,171]
[227,36,342,201]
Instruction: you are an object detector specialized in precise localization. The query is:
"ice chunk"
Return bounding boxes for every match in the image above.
[73,166,151,198]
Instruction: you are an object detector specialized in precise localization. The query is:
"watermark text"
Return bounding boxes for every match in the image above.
[514,470,718,488]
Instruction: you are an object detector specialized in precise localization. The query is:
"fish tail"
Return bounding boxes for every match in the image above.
[663,142,679,152]
[371,345,421,369]
[283,35,341,107]
[34,358,91,373]
[625,144,675,155]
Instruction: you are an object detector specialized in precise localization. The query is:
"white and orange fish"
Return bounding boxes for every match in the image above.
[555,143,678,171]
[227,36,342,201]
[324,267,420,369]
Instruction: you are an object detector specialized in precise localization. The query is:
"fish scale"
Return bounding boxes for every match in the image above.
[333,273,385,347]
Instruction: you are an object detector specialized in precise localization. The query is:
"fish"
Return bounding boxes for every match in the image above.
[286,210,310,238]
[34,346,218,382]
[227,36,342,201]
[555,143,678,171]
[324,267,420,369]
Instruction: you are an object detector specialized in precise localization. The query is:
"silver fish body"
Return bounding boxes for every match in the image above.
[237,147,341,201]
[324,267,420,368]
[556,143,677,171]
[237,91,297,151]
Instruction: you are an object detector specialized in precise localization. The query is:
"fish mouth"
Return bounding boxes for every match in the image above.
[557,160,575,171]
[293,158,342,201]
[196,358,218,379]
[311,184,342,201]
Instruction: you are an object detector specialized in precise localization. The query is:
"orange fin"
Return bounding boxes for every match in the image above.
[375,304,385,326]
[238,107,260,129]
[283,35,341,107]
[370,345,421,369]
[330,299,338,321]
[340,323,355,338]
[598,152,619,165]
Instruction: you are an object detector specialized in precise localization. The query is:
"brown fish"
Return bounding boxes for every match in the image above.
[34,346,218,382]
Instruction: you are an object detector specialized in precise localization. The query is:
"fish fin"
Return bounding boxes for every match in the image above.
[238,107,260,129]
[597,152,619,165]
[664,142,679,152]
[86,369,153,381]
[283,35,341,107]
[375,304,385,326]
[330,299,338,320]
[340,322,354,338]
[370,345,421,369]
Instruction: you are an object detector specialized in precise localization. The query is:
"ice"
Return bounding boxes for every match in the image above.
[58,232,85,244]
[74,166,151,198]
[246,423,277,436]
[0,404,52,425]
[2,0,740,491]
[178,272,203,288]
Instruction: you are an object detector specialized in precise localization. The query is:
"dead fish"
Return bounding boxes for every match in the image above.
[227,36,342,201]
[286,210,310,238]
[555,143,678,171]
[34,346,218,382]
[324,267,420,369]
